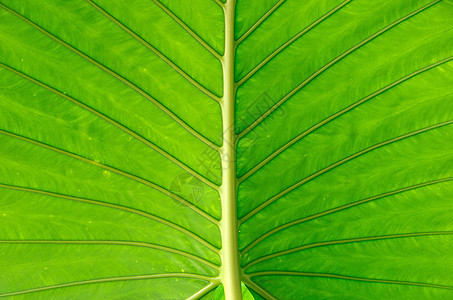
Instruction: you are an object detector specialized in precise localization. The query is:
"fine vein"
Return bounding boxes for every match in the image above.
[0,183,220,254]
[236,0,353,86]
[0,274,214,297]
[0,129,220,226]
[212,0,225,9]
[0,3,220,152]
[149,0,222,59]
[239,177,453,257]
[0,240,219,270]
[0,63,219,191]
[187,282,220,300]
[238,55,452,183]
[248,271,453,290]
[244,232,453,270]
[86,0,221,102]
[237,0,441,139]
[239,118,453,224]
[236,0,287,44]
[241,277,276,300]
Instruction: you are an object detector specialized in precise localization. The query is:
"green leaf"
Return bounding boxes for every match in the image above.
[211,283,255,300]
[1,0,453,299]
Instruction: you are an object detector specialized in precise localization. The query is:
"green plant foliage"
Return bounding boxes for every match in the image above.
[1,0,453,299]
[211,283,254,300]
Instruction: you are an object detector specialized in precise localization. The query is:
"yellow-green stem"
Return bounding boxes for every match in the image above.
[219,0,242,299]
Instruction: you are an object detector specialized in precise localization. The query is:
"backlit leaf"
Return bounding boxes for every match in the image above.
[1,0,452,299]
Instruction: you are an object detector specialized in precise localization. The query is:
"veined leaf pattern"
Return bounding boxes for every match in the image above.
[1,0,452,299]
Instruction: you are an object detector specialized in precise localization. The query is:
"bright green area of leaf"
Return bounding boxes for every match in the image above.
[1,0,453,299]
[211,283,255,300]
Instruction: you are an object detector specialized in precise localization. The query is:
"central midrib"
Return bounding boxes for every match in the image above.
[219,0,242,299]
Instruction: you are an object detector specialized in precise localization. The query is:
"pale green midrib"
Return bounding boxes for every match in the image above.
[246,271,453,290]
[239,176,453,259]
[0,129,220,227]
[0,63,220,191]
[243,231,453,270]
[0,239,219,270]
[0,273,215,298]
[239,118,453,228]
[235,0,286,45]
[238,56,453,182]
[237,0,441,139]
[219,0,243,299]
[0,3,221,152]
[236,0,353,86]
[85,0,222,101]
[148,0,223,59]
[0,183,220,256]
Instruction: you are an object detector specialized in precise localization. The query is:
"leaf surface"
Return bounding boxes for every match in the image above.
[1,0,453,299]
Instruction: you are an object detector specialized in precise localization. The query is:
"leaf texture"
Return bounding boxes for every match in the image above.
[1,0,453,299]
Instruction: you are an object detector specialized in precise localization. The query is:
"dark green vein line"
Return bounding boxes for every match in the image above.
[187,282,220,300]
[86,0,221,101]
[0,3,220,152]
[0,183,220,254]
[0,240,220,270]
[239,118,453,225]
[242,277,277,300]
[237,0,441,139]
[148,0,222,59]
[0,129,220,226]
[238,55,452,183]
[236,0,353,86]
[243,232,453,270]
[0,63,219,191]
[236,0,286,45]
[239,177,453,256]
[0,273,215,297]
[247,271,453,290]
